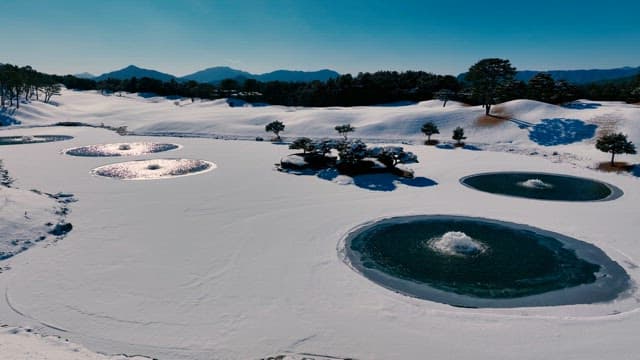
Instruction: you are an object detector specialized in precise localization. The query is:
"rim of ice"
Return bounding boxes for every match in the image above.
[338,214,633,311]
[63,142,182,157]
[459,171,623,202]
[90,158,216,180]
[0,135,74,145]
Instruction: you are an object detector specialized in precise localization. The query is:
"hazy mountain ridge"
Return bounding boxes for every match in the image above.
[92,65,340,83]
[515,66,640,84]
[458,66,640,84]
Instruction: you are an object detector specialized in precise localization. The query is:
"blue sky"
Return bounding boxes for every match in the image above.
[1,0,639,76]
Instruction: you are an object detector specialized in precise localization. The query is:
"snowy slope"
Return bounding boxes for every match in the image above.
[7,90,640,168]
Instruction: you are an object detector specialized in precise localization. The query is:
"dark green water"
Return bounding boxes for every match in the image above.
[0,135,73,145]
[461,172,620,201]
[350,217,599,298]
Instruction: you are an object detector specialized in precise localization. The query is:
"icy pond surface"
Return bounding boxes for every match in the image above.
[64,142,180,157]
[91,159,215,180]
[0,135,73,145]
[460,172,622,201]
[343,215,630,308]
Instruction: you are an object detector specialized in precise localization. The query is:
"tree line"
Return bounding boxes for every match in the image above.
[0,64,62,109]
[2,61,640,110]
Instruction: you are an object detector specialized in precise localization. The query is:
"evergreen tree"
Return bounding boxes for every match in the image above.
[289,137,312,154]
[265,120,285,141]
[335,124,355,140]
[596,133,637,165]
[452,126,466,146]
[466,58,517,115]
[527,72,556,103]
[421,121,440,143]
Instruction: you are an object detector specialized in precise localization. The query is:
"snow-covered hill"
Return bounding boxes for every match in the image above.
[8,89,640,168]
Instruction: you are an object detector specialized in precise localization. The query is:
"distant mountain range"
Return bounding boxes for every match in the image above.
[458,66,640,85]
[90,65,340,83]
[514,66,640,84]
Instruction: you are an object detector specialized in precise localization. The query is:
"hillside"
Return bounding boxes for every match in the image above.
[5,89,640,169]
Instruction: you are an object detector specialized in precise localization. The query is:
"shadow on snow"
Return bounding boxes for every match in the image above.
[287,167,437,192]
[562,101,602,110]
[528,118,597,146]
[0,108,21,126]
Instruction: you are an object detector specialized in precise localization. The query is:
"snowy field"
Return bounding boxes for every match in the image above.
[0,91,639,359]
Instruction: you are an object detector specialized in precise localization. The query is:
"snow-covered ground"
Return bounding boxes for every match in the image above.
[0,91,639,359]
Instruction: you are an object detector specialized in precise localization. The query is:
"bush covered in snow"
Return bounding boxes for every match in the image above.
[280,138,417,178]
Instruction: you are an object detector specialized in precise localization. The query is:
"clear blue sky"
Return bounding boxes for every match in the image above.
[1,0,639,76]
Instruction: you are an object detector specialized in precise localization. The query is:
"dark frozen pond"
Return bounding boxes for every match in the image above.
[460,172,622,201]
[343,215,629,308]
[0,135,73,145]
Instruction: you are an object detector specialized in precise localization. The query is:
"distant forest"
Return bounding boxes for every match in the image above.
[2,62,640,109]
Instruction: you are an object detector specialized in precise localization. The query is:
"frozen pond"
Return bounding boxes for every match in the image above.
[64,142,180,157]
[343,215,630,308]
[460,172,622,201]
[0,135,73,145]
[91,158,215,180]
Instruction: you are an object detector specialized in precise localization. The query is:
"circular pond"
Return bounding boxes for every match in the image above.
[91,159,215,180]
[460,172,622,201]
[0,135,73,146]
[342,215,629,308]
[64,142,180,157]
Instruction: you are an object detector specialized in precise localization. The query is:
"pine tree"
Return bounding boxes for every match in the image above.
[466,58,516,115]
[289,137,312,154]
[452,126,467,146]
[335,124,355,140]
[596,133,637,166]
[421,121,440,144]
[265,120,285,141]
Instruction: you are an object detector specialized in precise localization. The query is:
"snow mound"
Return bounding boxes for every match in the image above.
[64,142,180,157]
[518,178,554,189]
[91,159,215,180]
[427,231,487,256]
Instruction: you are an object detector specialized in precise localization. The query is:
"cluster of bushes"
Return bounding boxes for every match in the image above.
[271,121,418,178]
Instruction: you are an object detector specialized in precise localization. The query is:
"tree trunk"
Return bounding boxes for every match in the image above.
[611,151,615,166]
[485,103,491,115]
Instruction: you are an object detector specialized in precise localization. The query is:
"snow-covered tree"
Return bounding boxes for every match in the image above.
[368,146,418,167]
[337,139,368,164]
[421,121,440,143]
[596,133,636,166]
[335,124,355,140]
[265,120,285,140]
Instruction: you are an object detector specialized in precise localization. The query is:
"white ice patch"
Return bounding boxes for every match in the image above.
[91,159,215,180]
[427,231,487,256]
[64,142,180,157]
[517,178,553,189]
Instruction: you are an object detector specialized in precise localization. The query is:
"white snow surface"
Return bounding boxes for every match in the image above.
[0,92,639,359]
[64,142,180,157]
[91,158,215,180]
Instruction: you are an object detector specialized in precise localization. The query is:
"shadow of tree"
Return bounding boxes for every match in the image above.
[0,108,21,126]
[563,101,602,110]
[632,165,640,178]
[529,118,597,146]
[284,167,438,192]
